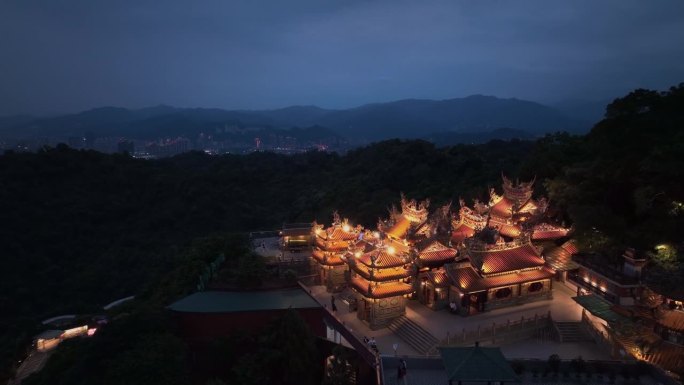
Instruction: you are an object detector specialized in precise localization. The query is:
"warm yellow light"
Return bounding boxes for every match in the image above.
[343,224,351,232]
[373,231,380,239]
[387,246,395,255]
[354,251,361,258]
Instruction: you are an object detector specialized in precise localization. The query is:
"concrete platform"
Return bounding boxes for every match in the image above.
[309,285,422,357]
[408,282,584,343]
[251,236,310,262]
[308,282,591,360]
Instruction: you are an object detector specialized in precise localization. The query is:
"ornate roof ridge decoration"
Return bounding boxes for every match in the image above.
[420,240,450,253]
[332,210,341,226]
[501,172,535,205]
[488,188,503,206]
[357,245,410,268]
[400,192,430,223]
[457,204,488,229]
[466,232,535,253]
[533,222,568,231]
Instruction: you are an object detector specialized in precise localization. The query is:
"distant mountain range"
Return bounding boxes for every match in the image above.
[0,95,605,144]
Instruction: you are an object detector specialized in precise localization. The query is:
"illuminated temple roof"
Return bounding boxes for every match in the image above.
[314,236,350,251]
[311,249,345,266]
[489,196,517,219]
[561,240,579,255]
[427,268,449,287]
[352,263,410,281]
[488,218,522,238]
[657,310,684,332]
[357,248,408,268]
[468,242,545,275]
[445,263,553,292]
[386,216,411,239]
[350,276,413,299]
[532,223,570,240]
[543,244,579,272]
[451,222,475,243]
[417,240,458,266]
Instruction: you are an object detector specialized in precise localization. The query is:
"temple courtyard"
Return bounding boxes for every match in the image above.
[307,281,613,360]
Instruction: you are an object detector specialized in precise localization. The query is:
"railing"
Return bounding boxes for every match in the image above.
[441,311,552,347]
[572,255,640,286]
[568,274,619,303]
[297,282,378,366]
[298,274,321,287]
[580,309,615,355]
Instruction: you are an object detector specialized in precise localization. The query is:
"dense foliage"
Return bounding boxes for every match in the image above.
[1,84,683,383]
[546,84,684,292]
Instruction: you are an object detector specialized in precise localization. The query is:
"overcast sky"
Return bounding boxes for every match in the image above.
[1,0,683,115]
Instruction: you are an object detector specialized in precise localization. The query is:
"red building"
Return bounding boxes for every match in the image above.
[168,288,326,341]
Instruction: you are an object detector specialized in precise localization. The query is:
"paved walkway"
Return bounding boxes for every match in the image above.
[408,282,584,342]
[309,282,588,359]
[310,285,422,357]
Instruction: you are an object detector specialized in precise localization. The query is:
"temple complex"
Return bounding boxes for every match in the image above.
[303,174,575,327]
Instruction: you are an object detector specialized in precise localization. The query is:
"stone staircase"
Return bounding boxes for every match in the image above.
[553,321,591,342]
[387,316,439,355]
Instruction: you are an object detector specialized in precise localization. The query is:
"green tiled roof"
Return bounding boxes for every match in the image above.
[438,346,519,382]
[168,289,321,313]
[573,294,631,324]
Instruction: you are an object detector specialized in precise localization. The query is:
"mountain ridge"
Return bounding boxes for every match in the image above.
[0,95,593,142]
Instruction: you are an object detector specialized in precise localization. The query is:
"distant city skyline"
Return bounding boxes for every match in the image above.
[2,0,684,115]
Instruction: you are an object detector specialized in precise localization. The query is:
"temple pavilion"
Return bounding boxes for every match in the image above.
[347,240,414,329]
[446,231,554,315]
[382,193,430,240]
[311,212,362,293]
[413,204,460,310]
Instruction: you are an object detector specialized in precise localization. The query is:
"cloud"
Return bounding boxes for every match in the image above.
[1,0,683,114]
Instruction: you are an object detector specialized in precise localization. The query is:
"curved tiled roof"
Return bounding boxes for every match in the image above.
[315,236,350,251]
[418,241,458,266]
[560,240,579,255]
[452,223,475,243]
[657,310,684,332]
[311,249,345,266]
[386,216,411,239]
[352,263,410,281]
[490,197,515,218]
[357,248,408,268]
[543,245,579,272]
[427,268,450,287]
[325,227,359,241]
[495,223,522,238]
[446,264,553,292]
[350,276,413,299]
[644,341,684,376]
[470,243,544,275]
[532,224,570,240]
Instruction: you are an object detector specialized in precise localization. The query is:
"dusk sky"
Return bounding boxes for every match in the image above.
[2,0,684,115]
